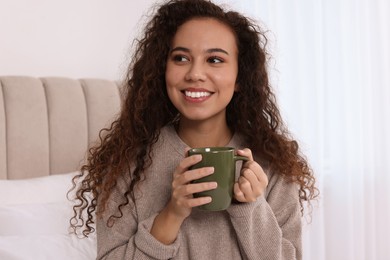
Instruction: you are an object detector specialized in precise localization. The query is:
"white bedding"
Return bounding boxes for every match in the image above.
[0,173,96,260]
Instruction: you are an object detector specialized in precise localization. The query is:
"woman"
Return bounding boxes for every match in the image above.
[71,0,318,259]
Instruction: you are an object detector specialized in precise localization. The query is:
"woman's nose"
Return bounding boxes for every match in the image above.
[185,61,206,82]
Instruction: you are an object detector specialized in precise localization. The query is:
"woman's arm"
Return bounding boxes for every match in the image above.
[227,148,302,260]
[227,196,302,260]
[96,177,181,260]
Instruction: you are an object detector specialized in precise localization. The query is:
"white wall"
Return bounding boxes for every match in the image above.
[0,0,156,81]
[0,0,267,81]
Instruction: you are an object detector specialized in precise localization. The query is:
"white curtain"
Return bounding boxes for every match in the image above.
[217,0,390,259]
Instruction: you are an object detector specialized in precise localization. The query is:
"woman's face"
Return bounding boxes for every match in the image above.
[165,17,238,125]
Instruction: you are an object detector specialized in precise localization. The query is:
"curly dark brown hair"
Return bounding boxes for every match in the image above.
[70,0,318,237]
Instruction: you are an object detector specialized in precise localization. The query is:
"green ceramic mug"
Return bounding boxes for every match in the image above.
[188,147,249,211]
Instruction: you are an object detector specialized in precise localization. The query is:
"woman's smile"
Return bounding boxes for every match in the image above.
[182,88,214,102]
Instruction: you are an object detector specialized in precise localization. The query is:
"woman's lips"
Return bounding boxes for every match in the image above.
[182,89,213,102]
[184,90,211,98]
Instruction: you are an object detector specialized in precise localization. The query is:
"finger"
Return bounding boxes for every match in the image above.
[241,160,267,185]
[175,154,202,175]
[238,176,257,202]
[241,168,260,187]
[234,183,246,202]
[236,148,254,161]
[177,181,217,197]
[181,167,214,183]
[244,163,269,188]
[241,160,261,172]
[172,165,212,191]
[182,196,213,208]
[241,169,265,197]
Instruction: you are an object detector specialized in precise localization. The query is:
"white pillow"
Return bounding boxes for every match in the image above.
[0,202,72,236]
[0,172,77,205]
[0,172,97,260]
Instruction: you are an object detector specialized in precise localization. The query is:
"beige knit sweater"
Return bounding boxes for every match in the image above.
[97,125,302,260]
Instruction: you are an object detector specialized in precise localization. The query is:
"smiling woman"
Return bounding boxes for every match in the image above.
[70,1,318,259]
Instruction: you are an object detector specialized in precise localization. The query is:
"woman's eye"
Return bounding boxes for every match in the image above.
[207,56,223,64]
[173,55,189,62]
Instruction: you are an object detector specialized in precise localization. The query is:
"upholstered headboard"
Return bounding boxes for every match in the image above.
[0,76,122,180]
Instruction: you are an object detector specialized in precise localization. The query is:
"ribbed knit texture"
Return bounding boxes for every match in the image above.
[97,125,302,260]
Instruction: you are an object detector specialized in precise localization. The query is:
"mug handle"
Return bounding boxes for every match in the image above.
[234,155,249,162]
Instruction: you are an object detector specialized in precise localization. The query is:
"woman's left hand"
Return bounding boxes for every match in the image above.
[234,148,269,203]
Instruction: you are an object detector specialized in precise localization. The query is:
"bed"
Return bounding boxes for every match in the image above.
[0,76,122,259]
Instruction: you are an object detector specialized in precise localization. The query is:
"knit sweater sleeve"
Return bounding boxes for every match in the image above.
[226,173,302,260]
[96,177,180,260]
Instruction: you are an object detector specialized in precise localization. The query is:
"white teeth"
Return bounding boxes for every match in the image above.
[185,91,211,98]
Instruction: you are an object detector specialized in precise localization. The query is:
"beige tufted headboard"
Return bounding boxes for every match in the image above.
[0,76,122,180]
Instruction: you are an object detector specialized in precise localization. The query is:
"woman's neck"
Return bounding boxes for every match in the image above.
[176,118,233,148]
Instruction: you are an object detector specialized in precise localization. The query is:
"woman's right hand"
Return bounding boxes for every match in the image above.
[150,150,216,245]
[167,151,217,220]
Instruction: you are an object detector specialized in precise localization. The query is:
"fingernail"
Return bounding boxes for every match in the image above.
[194,154,202,160]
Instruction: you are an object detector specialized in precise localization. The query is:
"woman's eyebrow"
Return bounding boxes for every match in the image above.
[206,48,229,55]
[170,46,229,55]
[170,46,190,53]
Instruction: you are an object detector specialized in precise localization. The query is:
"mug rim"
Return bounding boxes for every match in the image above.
[189,147,234,153]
